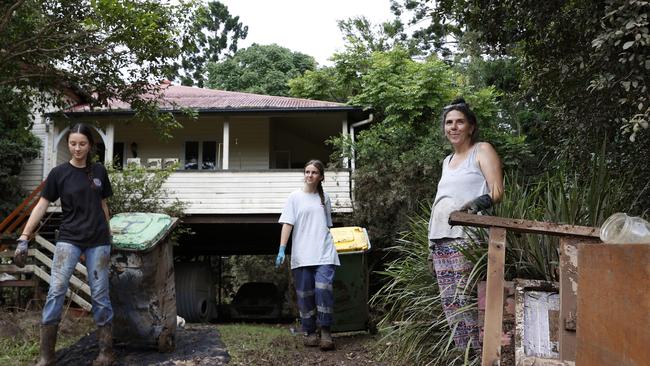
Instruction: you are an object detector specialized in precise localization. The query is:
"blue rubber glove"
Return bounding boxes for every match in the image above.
[14,239,29,268]
[275,245,286,268]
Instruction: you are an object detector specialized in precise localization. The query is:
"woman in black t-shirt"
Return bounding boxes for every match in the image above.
[14,123,115,366]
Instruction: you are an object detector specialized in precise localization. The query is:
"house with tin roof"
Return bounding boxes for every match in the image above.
[22,82,372,216]
[12,82,372,321]
[19,81,371,248]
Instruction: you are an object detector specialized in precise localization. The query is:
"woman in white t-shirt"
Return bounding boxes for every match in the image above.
[276,159,340,351]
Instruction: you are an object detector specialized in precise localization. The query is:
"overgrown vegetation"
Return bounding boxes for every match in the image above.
[0,88,41,220]
[107,163,185,217]
[207,44,317,96]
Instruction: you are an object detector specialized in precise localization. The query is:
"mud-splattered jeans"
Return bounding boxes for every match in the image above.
[42,241,113,326]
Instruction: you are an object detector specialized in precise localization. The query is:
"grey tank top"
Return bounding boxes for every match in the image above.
[428,143,489,240]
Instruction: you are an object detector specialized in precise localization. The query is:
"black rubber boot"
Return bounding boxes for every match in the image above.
[35,323,58,366]
[319,326,335,351]
[92,323,115,366]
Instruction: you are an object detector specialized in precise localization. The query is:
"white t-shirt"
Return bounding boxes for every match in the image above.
[279,190,340,269]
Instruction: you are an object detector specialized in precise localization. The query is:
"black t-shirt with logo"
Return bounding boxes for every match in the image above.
[41,162,113,247]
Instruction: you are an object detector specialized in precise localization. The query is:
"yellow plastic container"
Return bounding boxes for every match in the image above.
[331,226,370,253]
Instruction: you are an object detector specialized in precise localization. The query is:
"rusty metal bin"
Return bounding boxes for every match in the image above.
[330,227,372,333]
[109,213,178,352]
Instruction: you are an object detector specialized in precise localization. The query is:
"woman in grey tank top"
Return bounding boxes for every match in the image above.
[427,98,504,352]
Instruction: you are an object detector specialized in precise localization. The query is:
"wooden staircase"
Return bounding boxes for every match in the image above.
[0,182,91,311]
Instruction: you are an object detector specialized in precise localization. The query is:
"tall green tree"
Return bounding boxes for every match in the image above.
[391,0,650,211]
[0,0,239,218]
[290,16,415,102]
[176,1,248,87]
[207,43,315,96]
[0,0,181,219]
[0,87,41,219]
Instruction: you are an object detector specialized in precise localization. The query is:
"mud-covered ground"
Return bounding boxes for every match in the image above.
[1,310,389,366]
[55,324,229,366]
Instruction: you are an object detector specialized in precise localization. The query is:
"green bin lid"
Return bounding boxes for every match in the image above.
[110,213,173,251]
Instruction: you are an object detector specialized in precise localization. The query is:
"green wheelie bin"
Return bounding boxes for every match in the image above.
[330,226,373,333]
[109,212,178,352]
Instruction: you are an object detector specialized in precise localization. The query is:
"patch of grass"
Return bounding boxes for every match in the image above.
[218,323,298,365]
[0,309,94,366]
[0,334,93,366]
[218,323,388,365]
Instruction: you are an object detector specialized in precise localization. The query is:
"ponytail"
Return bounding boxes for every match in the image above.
[317,180,325,206]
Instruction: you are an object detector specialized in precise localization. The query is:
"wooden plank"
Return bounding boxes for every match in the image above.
[449,212,600,238]
[0,264,34,273]
[482,227,507,366]
[0,280,37,287]
[576,244,650,366]
[0,180,45,233]
[558,237,599,363]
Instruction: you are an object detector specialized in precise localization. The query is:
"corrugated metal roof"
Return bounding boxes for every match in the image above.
[65,82,352,112]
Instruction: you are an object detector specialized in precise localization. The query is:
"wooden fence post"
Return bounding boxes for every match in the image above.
[482,227,507,366]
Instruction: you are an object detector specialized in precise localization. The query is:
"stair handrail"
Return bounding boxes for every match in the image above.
[0,180,46,237]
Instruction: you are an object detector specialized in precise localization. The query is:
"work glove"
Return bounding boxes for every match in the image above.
[459,194,493,214]
[275,246,286,269]
[14,239,29,268]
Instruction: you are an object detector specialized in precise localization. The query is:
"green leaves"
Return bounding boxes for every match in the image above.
[207,44,316,96]
[107,163,185,217]
[0,86,41,220]
[175,1,248,87]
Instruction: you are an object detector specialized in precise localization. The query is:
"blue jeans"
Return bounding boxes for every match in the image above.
[42,242,113,326]
[292,265,336,333]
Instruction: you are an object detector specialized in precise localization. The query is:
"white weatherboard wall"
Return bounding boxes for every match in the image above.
[162,170,352,214]
[228,118,270,170]
[19,112,48,192]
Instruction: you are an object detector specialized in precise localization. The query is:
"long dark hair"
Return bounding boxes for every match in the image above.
[66,123,96,180]
[440,97,479,144]
[305,159,326,206]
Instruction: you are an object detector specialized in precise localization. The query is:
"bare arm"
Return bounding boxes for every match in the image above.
[477,142,504,204]
[101,199,110,222]
[18,197,50,240]
[280,223,293,247]
[101,198,111,233]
